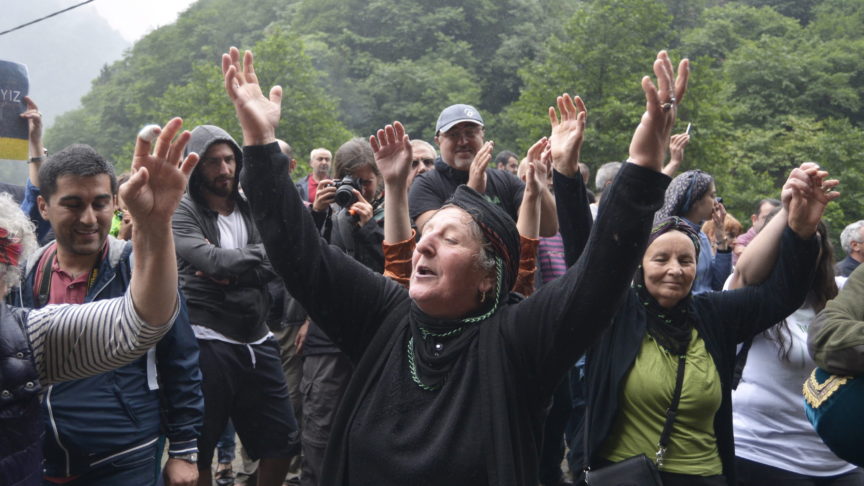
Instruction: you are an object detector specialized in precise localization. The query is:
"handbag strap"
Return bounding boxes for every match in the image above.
[582,353,687,472]
[655,354,686,467]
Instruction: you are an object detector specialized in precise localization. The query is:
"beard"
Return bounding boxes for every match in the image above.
[203,175,234,197]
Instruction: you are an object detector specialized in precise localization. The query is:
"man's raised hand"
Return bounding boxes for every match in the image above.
[467,141,494,194]
[222,47,282,146]
[548,93,586,178]
[121,118,198,226]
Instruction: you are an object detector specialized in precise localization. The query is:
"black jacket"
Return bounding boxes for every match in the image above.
[304,204,385,355]
[0,303,41,486]
[173,125,276,342]
[563,196,819,485]
[240,142,669,486]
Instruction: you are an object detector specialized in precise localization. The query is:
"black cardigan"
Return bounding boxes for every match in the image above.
[561,192,820,484]
[240,143,669,486]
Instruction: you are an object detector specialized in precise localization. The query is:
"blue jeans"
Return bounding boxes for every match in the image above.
[44,440,161,486]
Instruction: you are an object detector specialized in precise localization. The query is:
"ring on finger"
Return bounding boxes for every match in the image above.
[662,102,674,112]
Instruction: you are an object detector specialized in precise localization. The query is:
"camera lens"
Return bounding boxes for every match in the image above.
[335,185,357,207]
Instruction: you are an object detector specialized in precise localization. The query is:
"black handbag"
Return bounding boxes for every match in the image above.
[582,354,687,486]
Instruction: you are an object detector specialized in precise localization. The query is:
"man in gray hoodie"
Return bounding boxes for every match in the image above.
[173,125,299,486]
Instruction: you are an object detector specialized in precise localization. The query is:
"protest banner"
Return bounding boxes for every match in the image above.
[0,60,29,161]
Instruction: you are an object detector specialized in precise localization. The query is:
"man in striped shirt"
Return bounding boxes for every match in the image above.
[0,118,199,486]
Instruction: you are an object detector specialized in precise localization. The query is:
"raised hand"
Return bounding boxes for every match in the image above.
[518,137,548,183]
[370,122,412,189]
[780,162,819,210]
[628,51,689,172]
[121,118,199,227]
[663,132,690,177]
[548,93,587,178]
[222,47,282,145]
[712,199,728,250]
[20,96,43,152]
[467,141,494,194]
[783,162,840,238]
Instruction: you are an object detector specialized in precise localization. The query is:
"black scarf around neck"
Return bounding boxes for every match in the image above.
[407,302,483,391]
[634,270,694,356]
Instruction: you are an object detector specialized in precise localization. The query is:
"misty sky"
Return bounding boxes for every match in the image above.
[92,0,196,42]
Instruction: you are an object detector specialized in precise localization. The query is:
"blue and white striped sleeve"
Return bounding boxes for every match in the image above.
[26,290,179,385]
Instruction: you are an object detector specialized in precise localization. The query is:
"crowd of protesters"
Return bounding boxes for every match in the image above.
[1,46,863,486]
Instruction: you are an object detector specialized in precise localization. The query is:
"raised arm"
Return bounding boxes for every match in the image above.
[662,132,689,177]
[124,119,199,325]
[713,164,834,342]
[20,96,44,187]
[509,52,685,387]
[515,138,549,240]
[548,94,593,266]
[730,162,838,289]
[373,121,413,244]
[223,47,406,359]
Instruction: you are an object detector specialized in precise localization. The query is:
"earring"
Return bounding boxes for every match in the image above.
[479,290,486,303]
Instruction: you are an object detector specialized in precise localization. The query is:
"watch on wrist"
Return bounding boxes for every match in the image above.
[28,156,44,164]
[171,452,198,464]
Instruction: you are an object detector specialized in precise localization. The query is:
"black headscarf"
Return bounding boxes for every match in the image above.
[407,184,521,390]
[447,185,521,303]
[635,217,701,355]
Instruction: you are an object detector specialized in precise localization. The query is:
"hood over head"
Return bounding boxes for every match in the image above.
[184,125,243,204]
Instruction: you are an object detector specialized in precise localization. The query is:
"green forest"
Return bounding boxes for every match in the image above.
[45,0,864,241]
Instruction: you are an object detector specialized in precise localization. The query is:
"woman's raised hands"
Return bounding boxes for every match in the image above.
[628,51,689,172]
[222,47,282,146]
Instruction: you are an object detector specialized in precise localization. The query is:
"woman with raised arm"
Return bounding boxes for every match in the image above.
[224,46,683,486]
[566,154,835,484]
[0,119,198,484]
[724,167,864,485]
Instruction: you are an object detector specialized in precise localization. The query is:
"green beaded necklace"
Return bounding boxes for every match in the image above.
[408,258,504,391]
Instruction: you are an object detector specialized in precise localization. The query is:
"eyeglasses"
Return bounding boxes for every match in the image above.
[412,158,435,169]
[441,127,483,140]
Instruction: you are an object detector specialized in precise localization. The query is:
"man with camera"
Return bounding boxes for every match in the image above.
[299,137,383,486]
[171,125,299,486]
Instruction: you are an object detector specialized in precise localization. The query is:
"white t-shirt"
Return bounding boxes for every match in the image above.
[732,277,857,476]
[217,209,248,250]
[194,209,262,345]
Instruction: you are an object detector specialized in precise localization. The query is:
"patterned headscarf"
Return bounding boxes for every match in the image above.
[647,216,701,258]
[0,227,23,267]
[654,170,714,223]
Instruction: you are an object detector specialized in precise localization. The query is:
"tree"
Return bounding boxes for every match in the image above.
[358,56,482,142]
[510,0,673,166]
[153,30,351,175]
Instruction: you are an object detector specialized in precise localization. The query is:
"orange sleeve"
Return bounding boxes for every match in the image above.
[383,230,416,289]
[514,235,539,296]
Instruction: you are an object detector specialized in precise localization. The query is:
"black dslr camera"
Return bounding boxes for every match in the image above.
[332,176,361,207]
